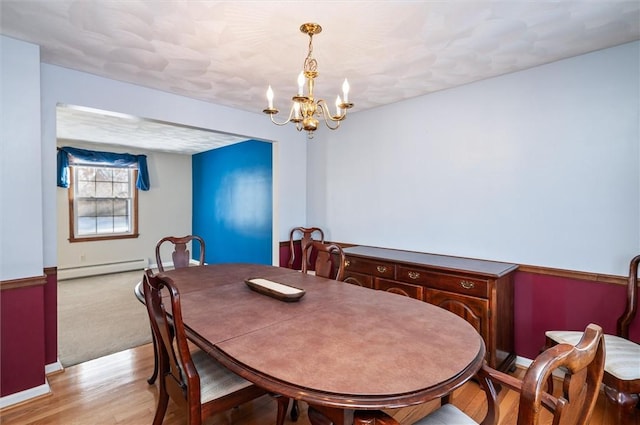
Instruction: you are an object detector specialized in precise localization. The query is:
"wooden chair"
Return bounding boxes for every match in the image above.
[142,269,288,425]
[155,235,205,272]
[146,235,206,384]
[302,241,346,281]
[288,241,345,420]
[288,227,324,271]
[311,323,604,425]
[545,254,640,423]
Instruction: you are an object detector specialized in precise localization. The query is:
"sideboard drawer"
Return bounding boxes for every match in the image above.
[345,257,395,279]
[397,266,488,298]
[375,278,424,300]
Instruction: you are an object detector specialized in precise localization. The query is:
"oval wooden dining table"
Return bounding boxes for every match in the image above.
[156,263,486,425]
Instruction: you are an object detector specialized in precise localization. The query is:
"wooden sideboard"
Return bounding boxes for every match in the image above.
[342,245,518,373]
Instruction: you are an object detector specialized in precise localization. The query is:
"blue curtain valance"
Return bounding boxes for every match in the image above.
[57,146,150,191]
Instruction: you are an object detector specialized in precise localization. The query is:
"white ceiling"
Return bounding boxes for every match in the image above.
[2,1,639,153]
[55,104,250,154]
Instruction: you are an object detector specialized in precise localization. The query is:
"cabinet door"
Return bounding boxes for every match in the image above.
[375,278,424,300]
[424,289,489,345]
[344,271,373,288]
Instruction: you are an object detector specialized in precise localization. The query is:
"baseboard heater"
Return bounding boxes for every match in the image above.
[58,258,148,281]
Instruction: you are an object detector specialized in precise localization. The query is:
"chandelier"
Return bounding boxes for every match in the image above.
[263,23,353,138]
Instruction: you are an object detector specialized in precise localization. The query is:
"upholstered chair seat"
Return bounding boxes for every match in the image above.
[413,403,477,425]
[191,350,255,403]
[545,254,640,423]
[545,331,640,380]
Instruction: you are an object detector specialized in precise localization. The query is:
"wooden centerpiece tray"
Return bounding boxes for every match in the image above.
[245,278,306,302]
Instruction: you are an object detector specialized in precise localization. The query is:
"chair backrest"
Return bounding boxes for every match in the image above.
[618,254,639,338]
[302,241,346,281]
[155,235,205,272]
[516,323,605,425]
[288,227,324,270]
[143,268,201,417]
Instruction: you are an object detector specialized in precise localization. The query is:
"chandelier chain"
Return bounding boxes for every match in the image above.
[304,35,318,74]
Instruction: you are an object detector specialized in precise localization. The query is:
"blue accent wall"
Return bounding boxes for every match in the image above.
[192,140,272,264]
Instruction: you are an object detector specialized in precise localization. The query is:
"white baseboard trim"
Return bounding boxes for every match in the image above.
[58,259,148,280]
[146,259,201,271]
[45,360,63,375]
[0,381,51,410]
[515,355,533,368]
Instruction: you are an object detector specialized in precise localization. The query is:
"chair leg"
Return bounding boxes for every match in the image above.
[275,396,289,425]
[152,389,169,425]
[604,386,640,425]
[290,399,299,421]
[147,328,159,384]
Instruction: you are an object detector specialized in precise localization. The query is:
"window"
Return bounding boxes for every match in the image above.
[69,165,139,242]
[57,146,149,242]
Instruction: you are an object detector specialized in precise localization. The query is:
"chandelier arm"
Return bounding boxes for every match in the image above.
[268,104,299,126]
[317,100,344,130]
[268,114,290,126]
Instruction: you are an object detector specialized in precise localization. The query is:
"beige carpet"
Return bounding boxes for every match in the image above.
[58,269,153,367]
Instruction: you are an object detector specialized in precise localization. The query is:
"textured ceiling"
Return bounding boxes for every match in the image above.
[56,105,249,154]
[2,1,639,153]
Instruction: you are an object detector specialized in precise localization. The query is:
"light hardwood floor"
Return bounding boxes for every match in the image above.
[0,342,636,425]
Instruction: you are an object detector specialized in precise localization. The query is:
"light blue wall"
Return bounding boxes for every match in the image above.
[193,140,273,264]
[6,35,638,277]
[0,36,43,280]
[310,41,639,276]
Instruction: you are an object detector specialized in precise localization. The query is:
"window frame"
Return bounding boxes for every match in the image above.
[68,165,139,243]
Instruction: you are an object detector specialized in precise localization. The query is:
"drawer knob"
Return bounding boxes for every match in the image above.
[460,280,475,289]
[376,265,387,273]
[408,271,420,280]
[345,260,351,268]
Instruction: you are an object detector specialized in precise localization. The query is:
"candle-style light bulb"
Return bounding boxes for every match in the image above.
[335,95,343,116]
[266,85,274,109]
[342,78,350,103]
[293,102,301,119]
[297,72,305,96]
